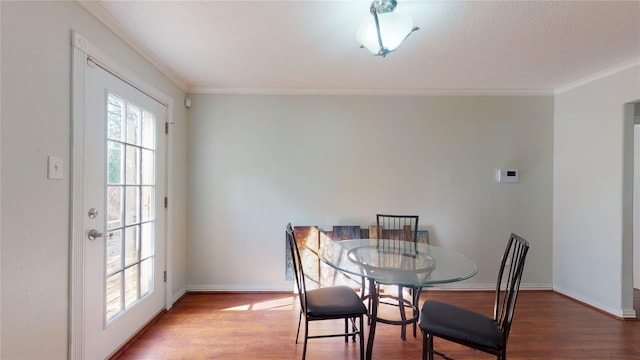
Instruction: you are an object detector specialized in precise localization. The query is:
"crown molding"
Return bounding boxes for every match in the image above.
[188,86,554,97]
[76,0,189,92]
[554,57,640,95]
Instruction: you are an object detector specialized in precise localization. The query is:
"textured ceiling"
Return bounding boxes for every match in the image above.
[80,0,640,94]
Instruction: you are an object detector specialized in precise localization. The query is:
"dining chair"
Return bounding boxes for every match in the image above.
[419,233,530,360]
[374,214,421,340]
[286,223,367,360]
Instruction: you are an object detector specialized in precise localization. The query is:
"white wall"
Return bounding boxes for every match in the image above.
[554,63,640,317]
[187,94,554,291]
[0,1,188,358]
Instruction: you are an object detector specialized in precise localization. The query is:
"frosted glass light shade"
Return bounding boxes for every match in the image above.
[357,11,415,56]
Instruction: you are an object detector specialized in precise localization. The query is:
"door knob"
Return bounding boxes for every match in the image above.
[88,229,113,241]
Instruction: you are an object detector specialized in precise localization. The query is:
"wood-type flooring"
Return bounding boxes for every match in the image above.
[113,290,640,360]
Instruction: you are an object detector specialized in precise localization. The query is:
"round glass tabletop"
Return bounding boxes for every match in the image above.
[319,239,478,287]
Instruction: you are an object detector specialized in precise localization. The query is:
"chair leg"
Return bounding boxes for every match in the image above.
[351,318,357,341]
[302,319,309,360]
[366,282,377,325]
[422,330,427,360]
[422,332,434,360]
[398,286,407,340]
[359,315,365,360]
[344,318,349,342]
[295,310,302,344]
[412,287,422,338]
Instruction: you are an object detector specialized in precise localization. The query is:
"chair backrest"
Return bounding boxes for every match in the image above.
[286,223,307,313]
[494,233,530,343]
[376,214,419,242]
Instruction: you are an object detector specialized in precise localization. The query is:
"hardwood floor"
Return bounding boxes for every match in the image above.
[114,291,640,360]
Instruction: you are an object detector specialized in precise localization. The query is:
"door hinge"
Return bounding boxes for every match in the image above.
[165,122,169,134]
[164,197,168,208]
[163,271,167,282]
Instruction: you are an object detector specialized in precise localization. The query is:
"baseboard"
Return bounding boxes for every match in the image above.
[186,284,293,292]
[553,286,637,319]
[167,287,187,310]
[621,308,638,318]
[185,282,552,292]
[424,282,552,291]
[107,309,166,360]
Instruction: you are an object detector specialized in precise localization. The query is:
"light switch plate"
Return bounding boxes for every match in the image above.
[48,156,63,179]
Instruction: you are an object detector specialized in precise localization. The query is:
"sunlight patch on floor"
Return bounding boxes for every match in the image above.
[222,295,297,311]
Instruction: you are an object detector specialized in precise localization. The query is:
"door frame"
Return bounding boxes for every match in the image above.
[634,104,640,291]
[70,31,175,359]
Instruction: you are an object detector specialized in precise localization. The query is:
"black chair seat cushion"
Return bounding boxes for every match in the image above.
[306,286,367,319]
[420,300,504,351]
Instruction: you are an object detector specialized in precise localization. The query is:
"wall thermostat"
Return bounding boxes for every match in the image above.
[496,169,518,183]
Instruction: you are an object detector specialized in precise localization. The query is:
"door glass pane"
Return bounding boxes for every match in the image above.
[107,141,123,185]
[141,186,154,222]
[106,272,123,321]
[140,258,153,297]
[124,265,139,308]
[104,92,157,324]
[107,186,123,230]
[141,149,154,185]
[125,145,140,185]
[107,96,124,142]
[125,186,139,226]
[141,110,155,149]
[106,230,123,274]
[126,104,141,145]
[124,225,139,266]
[141,222,153,258]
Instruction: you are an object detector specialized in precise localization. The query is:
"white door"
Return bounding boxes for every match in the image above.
[83,59,167,359]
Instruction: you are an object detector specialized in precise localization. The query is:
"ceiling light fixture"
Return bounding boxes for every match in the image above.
[357,0,419,57]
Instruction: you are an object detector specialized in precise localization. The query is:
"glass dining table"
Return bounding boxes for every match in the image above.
[319,239,478,360]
